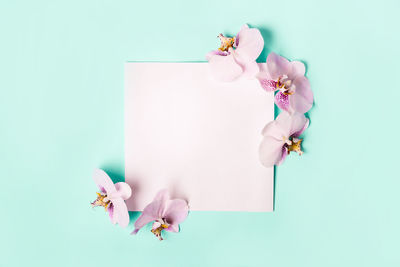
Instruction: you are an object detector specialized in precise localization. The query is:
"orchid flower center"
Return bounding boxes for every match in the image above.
[283,136,303,155]
[91,192,111,211]
[151,218,170,241]
[217,33,236,52]
[276,75,294,95]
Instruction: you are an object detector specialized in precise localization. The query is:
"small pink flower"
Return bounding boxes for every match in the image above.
[259,112,309,167]
[91,169,132,228]
[258,52,314,113]
[131,189,189,241]
[206,24,264,82]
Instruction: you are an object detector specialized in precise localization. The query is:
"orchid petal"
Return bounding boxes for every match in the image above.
[132,202,161,234]
[277,146,288,166]
[258,78,277,92]
[166,224,180,233]
[152,221,161,230]
[273,112,295,138]
[291,76,313,113]
[261,120,282,139]
[164,199,189,228]
[274,111,308,138]
[259,135,285,167]
[132,189,171,233]
[206,50,229,60]
[289,61,306,80]
[275,92,290,112]
[208,52,243,82]
[107,182,132,201]
[266,52,290,80]
[92,169,116,195]
[108,203,115,223]
[111,198,130,228]
[290,114,309,137]
[235,24,264,61]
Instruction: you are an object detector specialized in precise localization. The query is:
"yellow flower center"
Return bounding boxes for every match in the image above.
[151,221,169,241]
[217,34,236,52]
[277,76,294,95]
[287,138,303,155]
[91,192,110,211]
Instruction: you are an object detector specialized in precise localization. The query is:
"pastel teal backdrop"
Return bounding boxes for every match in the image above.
[1,0,399,266]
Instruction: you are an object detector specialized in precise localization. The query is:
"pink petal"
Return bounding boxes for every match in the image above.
[275,92,290,112]
[166,224,180,233]
[152,221,161,230]
[111,198,130,228]
[208,52,243,82]
[290,76,313,113]
[164,199,188,228]
[273,112,295,138]
[277,146,288,166]
[111,182,132,201]
[108,203,115,223]
[259,135,285,167]
[289,61,306,80]
[266,52,290,80]
[261,120,285,140]
[92,169,116,195]
[234,24,264,61]
[132,190,170,234]
[132,203,160,234]
[206,50,229,60]
[290,113,309,137]
[258,78,277,92]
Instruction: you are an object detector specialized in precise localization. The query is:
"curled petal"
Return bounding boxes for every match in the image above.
[266,52,290,80]
[275,92,290,112]
[234,24,264,62]
[208,52,243,82]
[109,182,132,201]
[93,169,116,195]
[291,76,313,113]
[259,135,285,167]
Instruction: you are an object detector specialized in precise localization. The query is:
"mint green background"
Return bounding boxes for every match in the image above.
[1,0,399,266]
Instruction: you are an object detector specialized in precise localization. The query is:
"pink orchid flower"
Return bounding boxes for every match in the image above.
[91,169,132,228]
[206,24,264,82]
[131,189,189,241]
[259,112,309,167]
[258,52,313,113]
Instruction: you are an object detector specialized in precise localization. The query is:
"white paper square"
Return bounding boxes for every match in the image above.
[125,62,274,211]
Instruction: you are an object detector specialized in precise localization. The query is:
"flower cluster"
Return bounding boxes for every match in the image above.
[91,169,188,241]
[91,24,313,241]
[207,24,314,167]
